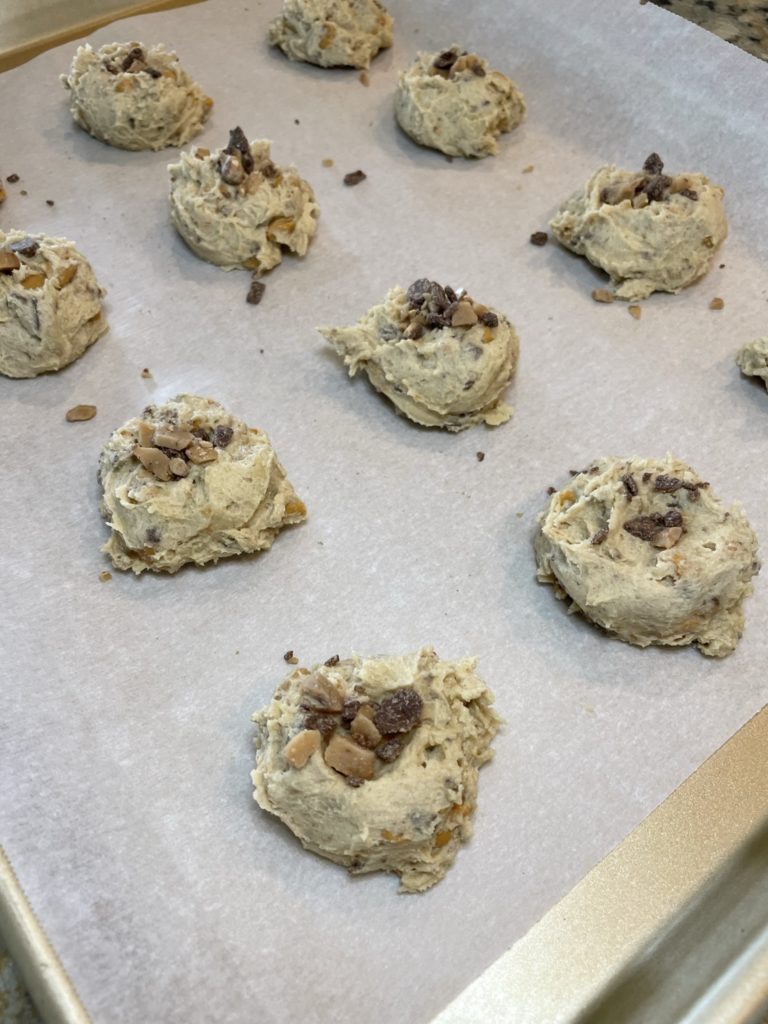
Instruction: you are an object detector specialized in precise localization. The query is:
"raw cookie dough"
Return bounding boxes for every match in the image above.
[550,153,727,301]
[0,231,107,378]
[169,127,319,271]
[99,394,306,574]
[252,646,500,892]
[61,42,212,151]
[736,337,768,391]
[394,45,525,159]
[269,0,393,69]
[534,456,759,657]
[319,278,519,431]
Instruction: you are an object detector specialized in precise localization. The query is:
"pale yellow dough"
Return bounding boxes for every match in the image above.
[169,135,319,271]
[99,394,306,574]
[534,456,759,657]
[550,156,727,300]
[252,647,500,893]
[736,337,768,390]
[269,0,393,69]
[395,46,525,158]
[0,231,107,378]
[61,42,212,151]
[319,279,519,431]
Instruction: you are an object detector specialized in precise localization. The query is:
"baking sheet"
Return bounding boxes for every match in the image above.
[1,2,767,1022]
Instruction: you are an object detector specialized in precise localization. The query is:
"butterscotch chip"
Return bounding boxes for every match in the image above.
[710,297,724,310]
[133,444,172,480]
[98,570,112,582]
[301,672,343,712]
[65,404,97,422]
[350,712,382,749]
[285,729,322,768]
[359,71,370,86]
[154,426,193,450]
[0,250,21,273]
[628,305,642,319]
[592,288,614,303]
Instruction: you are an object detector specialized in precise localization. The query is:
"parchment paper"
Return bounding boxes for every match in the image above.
[1,2,767,1022]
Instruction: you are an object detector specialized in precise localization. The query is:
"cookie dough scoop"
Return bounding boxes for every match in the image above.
[61,42,212,151]
[534,456,759,657]
[252,647,500,892]
[319,278,519,431]
[99,394,306,574]
[0,231,107,378]
[168,127,319,272]
[269,0,393,69]
[550,153,727,301]
[395,45,525,158]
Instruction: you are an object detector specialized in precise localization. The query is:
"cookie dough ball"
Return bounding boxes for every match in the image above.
[0,231,107,378]
[99,394,306,574]
[534,456,759,657]
[550,153,727,301]
[319,279,519,431]
[394,46,525,159]
[252,646,500,892]
[61,42,212,151]
[736,337,768,391]
[269,0,392,69]
[169,127,319,272]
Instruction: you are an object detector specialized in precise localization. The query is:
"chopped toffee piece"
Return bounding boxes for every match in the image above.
[628,304,642,319]
[285,729,322,769]
[65,404,97,422]
[212,425,234,448]
[141,367,152,378]
[643,152,664,176]
[301,673,344,713]
[98,570,112,582]
[246,279,266,305]
[6,174,19,183]
[350,712,382,749]
[710,297,724,310]
[9,237,39,257]
[591,527,609,545]
[324,654,340,667]
[433,48,460,72]
[476,451,485,462]
[0,251,21,273]
[621,473,638,498]
[529,231,548,246]
[284,650,299,664]
[324,733,376,780]
[680,188,698,200]
[373,688,423,735]
[46,200,55,207]
[592,288,614,303]
[343,170,367,186]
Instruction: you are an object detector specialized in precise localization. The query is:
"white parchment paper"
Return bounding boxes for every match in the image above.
[1,2,767,1021]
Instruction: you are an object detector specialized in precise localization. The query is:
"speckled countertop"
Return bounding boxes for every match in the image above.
[652,0,768,59]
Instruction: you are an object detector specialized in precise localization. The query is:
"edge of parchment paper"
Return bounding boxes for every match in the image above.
[433,703,768,1024]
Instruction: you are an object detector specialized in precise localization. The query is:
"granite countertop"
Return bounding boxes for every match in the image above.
[651,0,768,59]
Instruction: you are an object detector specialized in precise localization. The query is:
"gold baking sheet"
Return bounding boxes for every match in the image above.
[1,0,768,1021]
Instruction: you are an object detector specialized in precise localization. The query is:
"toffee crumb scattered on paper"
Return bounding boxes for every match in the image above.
[343,170,367,187]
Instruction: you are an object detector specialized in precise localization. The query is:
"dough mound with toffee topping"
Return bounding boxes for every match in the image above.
[99,394,306,574]
[395,46,526,158]
[168,128,319,271]
[252,646,500,893]
[269,0,393,69]
[550,153,727,300]
[534,455,759,657]
[0,231,107,378]
[736,337,768,391]
[319,278,519,431]
[61,42,212,151]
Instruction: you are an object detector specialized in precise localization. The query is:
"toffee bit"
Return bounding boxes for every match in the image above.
[621,473,638,497]
[643,152,664,176]
[529,231,548,247]
[642,472,652,482]
[358,70,370,86]
[546,486,557,495]
[324,654,340,667]
[522,164,534,173]
[591,527,609,545]
[322,158,334,167]
[343,170,367,187]
[6,174,19,183]
[99,570,112,582]
[9,237,39,257]
[373,688,423,735]
[592,288,614,304]
[246,279,266,305]
[46,199,55,207]
[212,425,234,448]
[476,451,485,462]
[478,310,498,327]
[65,404,97,422]
[628,305,642,319]
[283,650,298,664]
[141,367,152,378]
[433,48,460,71]
[709,297,724,310]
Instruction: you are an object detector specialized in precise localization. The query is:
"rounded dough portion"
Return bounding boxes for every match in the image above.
[319,278,519,431]
[394,46,525,158]
[61,42,212,151]
[0,231,107,378]
[99,394,306,574]
[534,456,759,657]
[252,647,500,893]
[549,153,727,301]
[736,337,768,391]
[269,0,393,69]
[168,129,319,271]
